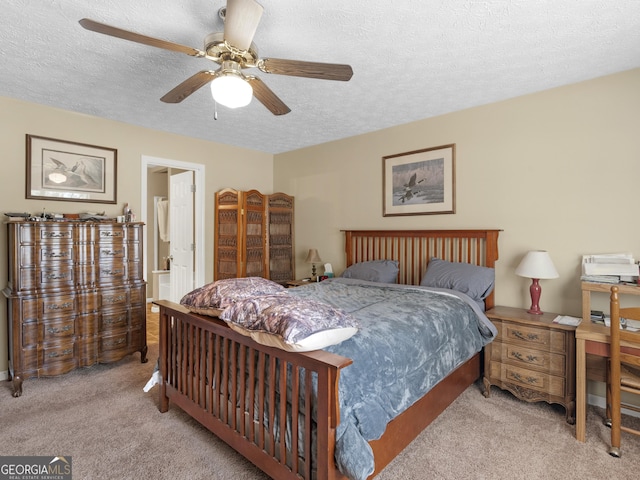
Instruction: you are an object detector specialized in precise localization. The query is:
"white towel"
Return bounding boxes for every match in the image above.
[157,200,170,242]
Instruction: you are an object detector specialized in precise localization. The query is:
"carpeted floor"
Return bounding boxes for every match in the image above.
[2,310,640,480]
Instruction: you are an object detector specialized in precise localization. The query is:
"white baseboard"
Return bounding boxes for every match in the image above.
[588,392,640,418]
[0,370,8,382]
[588,393,606,409]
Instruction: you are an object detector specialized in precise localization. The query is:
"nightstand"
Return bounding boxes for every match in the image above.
[483,306,576,424]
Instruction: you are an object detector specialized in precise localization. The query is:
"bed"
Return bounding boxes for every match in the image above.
[156,229,500,479]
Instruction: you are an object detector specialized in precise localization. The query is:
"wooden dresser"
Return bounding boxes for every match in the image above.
[3,221,147,397]
[482,306,576,423]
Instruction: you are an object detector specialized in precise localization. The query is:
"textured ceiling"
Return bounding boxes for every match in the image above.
[2,1,639,154]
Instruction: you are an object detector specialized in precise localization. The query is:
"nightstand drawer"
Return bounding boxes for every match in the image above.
[490,340,566,376]
[496,321,567,353]
[489,361,565,397]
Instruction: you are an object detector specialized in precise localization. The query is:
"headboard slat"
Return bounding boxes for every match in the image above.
[343,229,501,310]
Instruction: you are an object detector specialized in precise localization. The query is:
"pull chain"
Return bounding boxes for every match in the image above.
[214,100,218,120]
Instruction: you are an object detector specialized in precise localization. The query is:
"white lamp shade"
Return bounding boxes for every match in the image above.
[305,249,323,264]
[210,74,253,108]
[515,250,559,279]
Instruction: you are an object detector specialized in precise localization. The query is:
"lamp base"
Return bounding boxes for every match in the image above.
[528,278,543,315]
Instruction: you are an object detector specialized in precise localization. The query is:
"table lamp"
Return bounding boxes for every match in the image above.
[515,250,559,315]
[305,248,323,280]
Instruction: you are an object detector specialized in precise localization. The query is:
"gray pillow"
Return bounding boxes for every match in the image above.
[420,257,495,303]
[341,260,399,283]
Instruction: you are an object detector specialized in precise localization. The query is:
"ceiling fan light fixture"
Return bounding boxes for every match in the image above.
[210,72,253,109]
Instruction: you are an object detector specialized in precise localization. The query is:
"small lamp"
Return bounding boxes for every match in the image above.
[305,248,323,280]
[515,250,559,315]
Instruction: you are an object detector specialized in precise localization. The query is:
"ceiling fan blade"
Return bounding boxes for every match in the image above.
[161,71,217,103]
[223,0,264,51]
[247,77,290,116]
[79,18,205,57]
[259,58,353,81]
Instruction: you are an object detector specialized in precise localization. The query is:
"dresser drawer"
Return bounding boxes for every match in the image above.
[97,260,127,283]
[22,317,76,347]
[40,342,77,376]
[100,331,128,352]
[39,294,76,319]
[496,321,567,354]
[39,245,74,264]
[15,266,75,292]
[489,340,566,376]
[38,225,74,243]
[97,244,126,261]
[38,265,75,290]
[96,225,126,242]
[100,309,129,333]
[101,287,129,308]
[489,361,566,398]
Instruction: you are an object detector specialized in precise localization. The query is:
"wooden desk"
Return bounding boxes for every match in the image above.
[581,282,640,323]
[575,320,640,442]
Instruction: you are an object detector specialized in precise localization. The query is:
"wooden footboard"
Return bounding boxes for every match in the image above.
[156,300,353,480]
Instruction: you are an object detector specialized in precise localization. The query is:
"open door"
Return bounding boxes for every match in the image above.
[169,170,194,302]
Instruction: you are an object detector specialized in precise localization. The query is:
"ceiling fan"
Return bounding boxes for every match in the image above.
[79,0,353,115]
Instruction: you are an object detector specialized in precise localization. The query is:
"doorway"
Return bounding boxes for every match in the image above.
[140,155,205,303]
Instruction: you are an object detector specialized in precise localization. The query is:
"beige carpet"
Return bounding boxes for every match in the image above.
[2,339,640,480]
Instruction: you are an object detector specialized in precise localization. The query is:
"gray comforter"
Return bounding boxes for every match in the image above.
[287,278,497,480]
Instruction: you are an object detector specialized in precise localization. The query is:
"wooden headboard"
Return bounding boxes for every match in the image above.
[343,229,501,309]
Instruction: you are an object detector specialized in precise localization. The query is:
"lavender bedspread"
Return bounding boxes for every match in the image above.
[286,278,497,480]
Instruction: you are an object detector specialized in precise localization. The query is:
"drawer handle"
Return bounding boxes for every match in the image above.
[44,251,70,258]
[106,295,126,304]
[101,231,123,238]
[104,338,126,347]
[513,330,539,342]
[103,269,123,276]
[102,249,123,256]
[42,232,69,239]
[48,348,73,358]
[511,351,539,363]
[47,302,73,310]
[47,325,73,334]
[510,372,538,385]
[44,272,69,280]
[105,315,127,324]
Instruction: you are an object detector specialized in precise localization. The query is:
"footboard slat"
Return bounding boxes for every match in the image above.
[158,301,352,480]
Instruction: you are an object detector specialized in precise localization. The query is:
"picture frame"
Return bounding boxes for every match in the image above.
[382,144,455,216]
[26,134,117,204]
